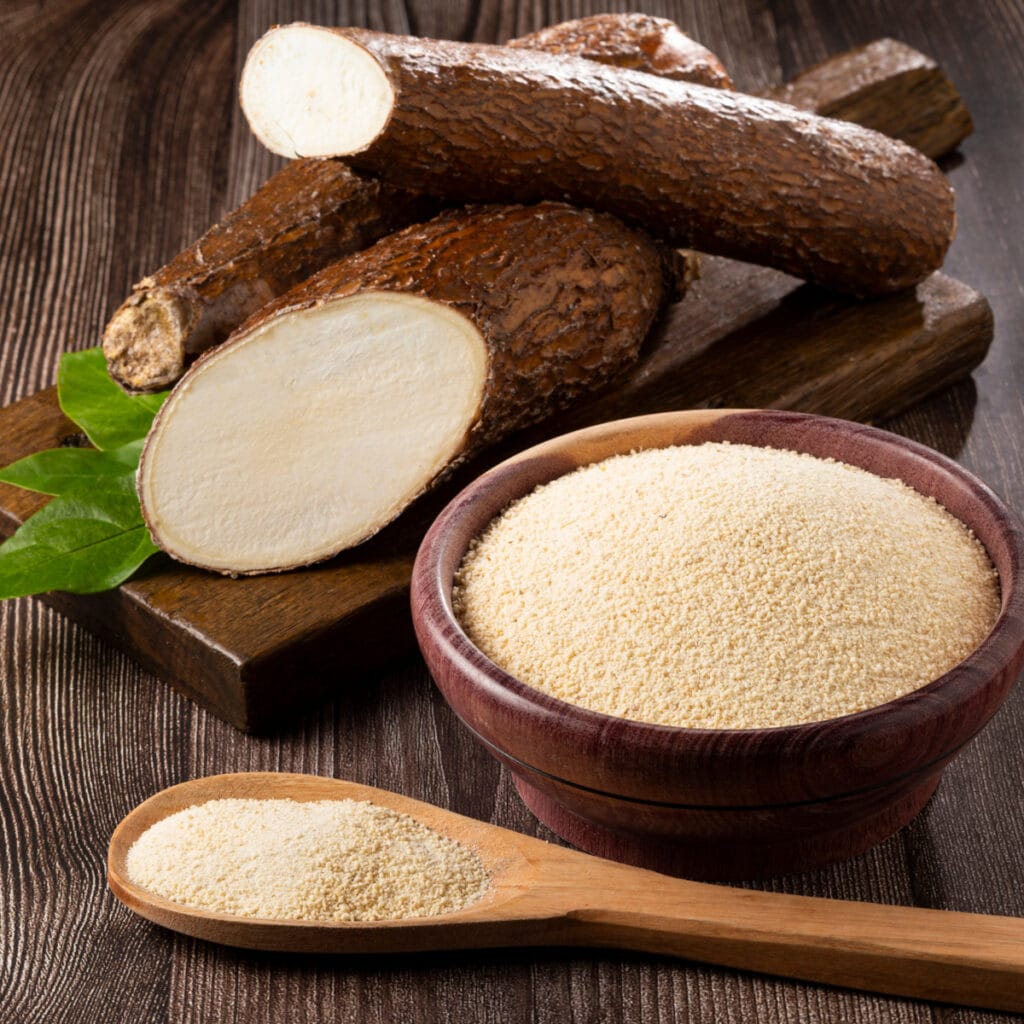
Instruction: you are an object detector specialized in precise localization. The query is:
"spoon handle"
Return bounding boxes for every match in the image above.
[560,869,1024,1011]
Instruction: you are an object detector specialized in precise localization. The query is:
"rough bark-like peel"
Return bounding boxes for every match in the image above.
[102,161,434,391]
[508,13,733,89]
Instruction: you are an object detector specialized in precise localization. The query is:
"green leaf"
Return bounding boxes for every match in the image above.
[0,439,143,496]
[57,348,168,449]
[0,348,172,598]
[0,476,159,598]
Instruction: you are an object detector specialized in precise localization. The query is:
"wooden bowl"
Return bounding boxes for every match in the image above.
[411,410,1024,880]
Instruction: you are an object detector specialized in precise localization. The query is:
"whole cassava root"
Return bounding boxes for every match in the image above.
[241,26,956,296]
[103,13,728,393]
[137,203,670,575]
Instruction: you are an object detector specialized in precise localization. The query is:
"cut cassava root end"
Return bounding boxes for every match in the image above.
[104,290,196,390]
[138,203,669,575]
[242,26,395,159]
[241,25,956,296]
[139,293,485,572]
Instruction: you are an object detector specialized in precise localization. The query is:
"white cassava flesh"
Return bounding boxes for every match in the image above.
[241,25,395,159]
[138,292,486,573]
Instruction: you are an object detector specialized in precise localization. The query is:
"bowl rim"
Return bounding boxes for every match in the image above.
[412,409,1024,804]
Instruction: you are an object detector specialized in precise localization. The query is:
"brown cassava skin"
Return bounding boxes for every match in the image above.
[139,202,671,574]
[103,14,728,393]
[249,27,955,297]
[231,202,671,461]
[507,13,732,89]
[101,160,434,391]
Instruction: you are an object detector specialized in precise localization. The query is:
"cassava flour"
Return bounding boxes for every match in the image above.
[126,798,489,921]
[453,442,1000,729]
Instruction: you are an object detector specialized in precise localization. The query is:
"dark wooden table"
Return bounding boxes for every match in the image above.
[2,1,1022,1021]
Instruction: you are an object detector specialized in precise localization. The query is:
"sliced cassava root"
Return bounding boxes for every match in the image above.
[241,26,956,297]
[138,203,669,574]
[103,13,728,393]
[141,293,485,572]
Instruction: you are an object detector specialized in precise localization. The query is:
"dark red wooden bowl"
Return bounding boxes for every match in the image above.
[411,410,1024,880]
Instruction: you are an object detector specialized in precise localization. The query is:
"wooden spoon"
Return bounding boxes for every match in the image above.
[108,772,1024,1012]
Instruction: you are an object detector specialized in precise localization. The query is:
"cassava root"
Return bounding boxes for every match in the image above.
[103,13,728,392]
[241,25,956,297]
[137,203,671,574]
[106,26,969,394]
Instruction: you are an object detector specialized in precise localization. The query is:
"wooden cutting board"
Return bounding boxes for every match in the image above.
[0,262,992,730]
[0,41,990,731]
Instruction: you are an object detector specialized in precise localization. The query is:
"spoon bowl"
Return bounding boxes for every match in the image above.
[108,771,542,954]
[108,772,1024,1011]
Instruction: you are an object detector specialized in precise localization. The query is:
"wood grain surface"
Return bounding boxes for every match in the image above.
[1,2,1023,1023]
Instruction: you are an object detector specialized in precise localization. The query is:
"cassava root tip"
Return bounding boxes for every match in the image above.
[102,289,197,391]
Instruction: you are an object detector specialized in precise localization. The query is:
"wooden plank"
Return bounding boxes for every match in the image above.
[763,38,973,159]
[0,264,993,730]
